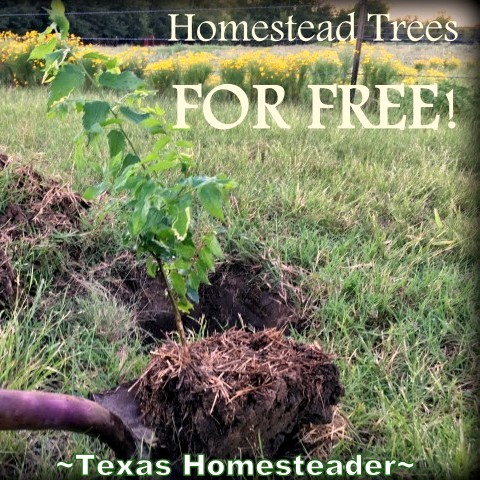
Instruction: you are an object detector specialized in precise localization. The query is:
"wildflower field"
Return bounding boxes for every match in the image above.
[1,30,477,98]
[0,28,479,480]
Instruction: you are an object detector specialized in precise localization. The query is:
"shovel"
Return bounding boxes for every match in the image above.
[0,383,154,459]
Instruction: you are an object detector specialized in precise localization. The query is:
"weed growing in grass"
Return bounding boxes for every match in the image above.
[415,55,462,71]
[177,51,214,84]
[220,56,248,90]
[115,46,155,78]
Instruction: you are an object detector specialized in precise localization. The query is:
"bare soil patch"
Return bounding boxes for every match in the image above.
[192,263,298,331]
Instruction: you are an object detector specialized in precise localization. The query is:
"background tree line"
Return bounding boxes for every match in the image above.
[0,0,389,39]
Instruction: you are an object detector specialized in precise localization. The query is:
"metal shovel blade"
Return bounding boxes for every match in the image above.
[91,383,156,457]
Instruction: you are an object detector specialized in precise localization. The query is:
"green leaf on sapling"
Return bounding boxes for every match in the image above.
[204,232,224,258]
[198,182,224,220]
[99,71,143,91]
[107,130,126,158]
[29,36,57,60]
[82,101,110,132]
[83,182,107,200]
[119,106,150,124]
[146,256,158,278]
[169,271,187,297]
[171,205,191,241]
[48,63,84,108]
[47,0,70,38]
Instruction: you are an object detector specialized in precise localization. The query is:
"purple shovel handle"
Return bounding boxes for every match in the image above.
[0,389,137,458]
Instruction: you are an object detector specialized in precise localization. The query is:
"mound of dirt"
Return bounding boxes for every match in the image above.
[0,165,88,245]
[0,159,90,309]
[137,328,343,459]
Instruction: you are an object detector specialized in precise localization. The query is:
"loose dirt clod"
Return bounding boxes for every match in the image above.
[137,329,343,459]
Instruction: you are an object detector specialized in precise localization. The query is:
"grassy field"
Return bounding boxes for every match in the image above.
[0,52,478,479]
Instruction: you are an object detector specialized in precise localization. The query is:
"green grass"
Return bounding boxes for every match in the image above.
[0,85,478,479]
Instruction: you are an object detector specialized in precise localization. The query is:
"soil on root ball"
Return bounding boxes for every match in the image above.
[137,328,343,460]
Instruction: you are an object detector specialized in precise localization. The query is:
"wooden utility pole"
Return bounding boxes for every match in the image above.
[350,0,368,102]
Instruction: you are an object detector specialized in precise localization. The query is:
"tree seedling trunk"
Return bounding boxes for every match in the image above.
[157,257,187,345]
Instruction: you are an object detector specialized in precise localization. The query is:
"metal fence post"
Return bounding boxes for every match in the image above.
[350,0,368,102]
